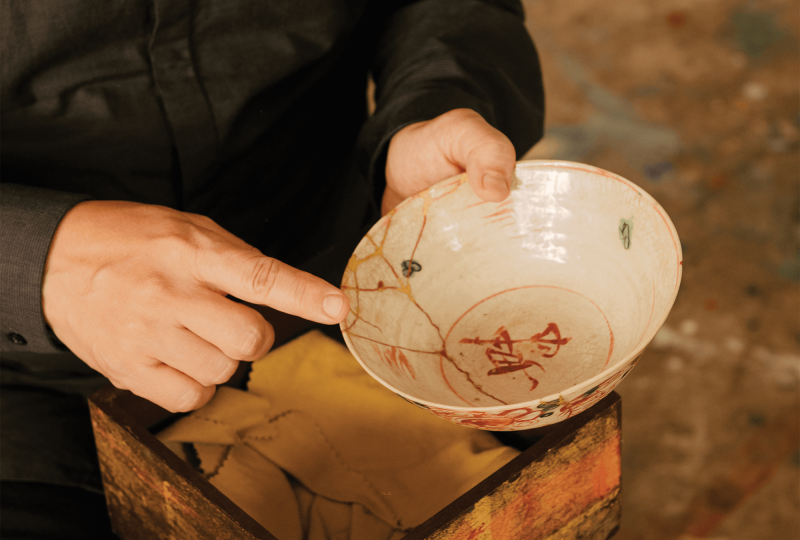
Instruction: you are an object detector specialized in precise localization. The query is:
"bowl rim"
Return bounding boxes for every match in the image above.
[340,159,683,412]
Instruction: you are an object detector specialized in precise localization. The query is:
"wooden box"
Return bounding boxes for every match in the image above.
[89,310,621,540]
[89,386,620,540]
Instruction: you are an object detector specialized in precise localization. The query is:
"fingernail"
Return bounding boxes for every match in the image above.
[323,294,344,319]
[483,174,509,196]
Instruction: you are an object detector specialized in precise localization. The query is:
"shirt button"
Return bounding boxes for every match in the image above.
[7,333,27,346]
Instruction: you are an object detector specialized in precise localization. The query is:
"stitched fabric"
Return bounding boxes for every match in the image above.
[158,331,519,539]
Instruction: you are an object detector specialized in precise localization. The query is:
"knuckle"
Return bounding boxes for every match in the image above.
[245,257,279,297]
[188,212,218,228]
[473,134,513,156]
[209,360,238,385]
[236,323,269,359]
[290,278,310,308]
[469,140,516,172]
[135,275,173,305]
[107,376,128,391]
[151,228,192,258]
[173,386,211,413]
[149,217,217,270]
[441,108,479,124]
[194,355,239,386]
[92,345,140,382]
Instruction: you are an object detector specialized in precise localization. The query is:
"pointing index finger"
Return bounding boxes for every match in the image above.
[195,245,349,324]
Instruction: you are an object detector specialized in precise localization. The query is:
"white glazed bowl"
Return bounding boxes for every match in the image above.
[340,160,682,431]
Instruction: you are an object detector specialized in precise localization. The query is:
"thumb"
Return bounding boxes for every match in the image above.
[438,109,517,202]
[196,245,349,324]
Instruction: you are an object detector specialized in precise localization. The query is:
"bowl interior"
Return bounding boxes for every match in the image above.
[341,161,681,409]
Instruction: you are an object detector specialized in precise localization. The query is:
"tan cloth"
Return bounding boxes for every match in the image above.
[158,331,518,540]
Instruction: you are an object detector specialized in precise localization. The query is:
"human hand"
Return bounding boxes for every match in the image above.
[42,201,349,412]
[383,108,517,214]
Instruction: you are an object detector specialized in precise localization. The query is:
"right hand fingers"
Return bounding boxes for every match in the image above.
[179,289,275,361]
[194,246,350,325]
[149,326,241,387]
[107,356,217,413]
[183,211,349,325]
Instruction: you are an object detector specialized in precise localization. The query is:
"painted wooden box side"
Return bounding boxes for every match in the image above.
[89,394,277,540]
[403,394,621,540]
[90,388,620,540]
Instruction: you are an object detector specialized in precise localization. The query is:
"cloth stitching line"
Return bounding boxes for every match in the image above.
[189,415,230,426]
[267,410,405,529]
[204,445,232,481]
[176,409,407,528]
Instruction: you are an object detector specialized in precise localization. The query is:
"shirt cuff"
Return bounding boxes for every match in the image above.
[0,183,91,354]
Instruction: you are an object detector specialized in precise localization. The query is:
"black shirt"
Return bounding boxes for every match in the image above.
[0,0,544,493]
[1,0,544,355]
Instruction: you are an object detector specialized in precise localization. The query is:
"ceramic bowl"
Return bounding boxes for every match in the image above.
[340,160,682,431]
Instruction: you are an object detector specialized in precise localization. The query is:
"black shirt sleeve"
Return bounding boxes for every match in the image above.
[357,0,545,194]
[0,183,90,354]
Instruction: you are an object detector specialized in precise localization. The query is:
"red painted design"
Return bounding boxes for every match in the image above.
[556,356,641,419]
[441,432,620,539]
[421,403,554,430]
[489,433,620,539]
[342,165,668,429]
[459,324,571,389]
[461,523,488,540]
[372,344,416,379]
[440,285,612,405]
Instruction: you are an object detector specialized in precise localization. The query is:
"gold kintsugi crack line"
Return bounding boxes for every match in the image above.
[344,174,508,406]
[348,331,508,406]
[342,213,400,333]
[345,211,396,275]
[402,175,465,285]
[346,333,442,356]
[438,349,508,405]
[344,308,381,332]
[342,265,382,334]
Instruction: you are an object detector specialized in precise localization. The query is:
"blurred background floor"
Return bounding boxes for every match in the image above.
[519,0,799,538]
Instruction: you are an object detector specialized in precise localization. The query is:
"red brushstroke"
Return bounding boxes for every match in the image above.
[372,344,416,379]
[443,285,614,397]
[463,324,569,363]
[459,323,570,390]
[484,207,514,219]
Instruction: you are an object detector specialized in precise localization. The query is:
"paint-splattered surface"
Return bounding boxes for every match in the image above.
[521,0,799,538]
